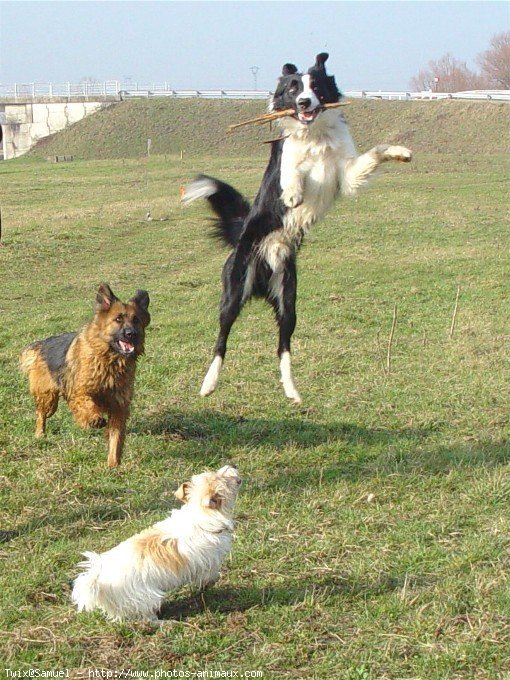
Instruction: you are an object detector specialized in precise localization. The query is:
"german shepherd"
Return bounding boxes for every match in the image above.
[20,284,150,467]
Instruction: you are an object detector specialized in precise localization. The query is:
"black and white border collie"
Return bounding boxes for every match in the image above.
[183,53,412,403]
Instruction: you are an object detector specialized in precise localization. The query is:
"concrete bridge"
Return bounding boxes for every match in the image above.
[0,96,118,160]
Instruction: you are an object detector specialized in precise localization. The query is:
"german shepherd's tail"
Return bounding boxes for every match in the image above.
[182,174,251,248]
[19,344,41,376]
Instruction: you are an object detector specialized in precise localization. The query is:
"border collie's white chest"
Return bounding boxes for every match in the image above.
[279,112,356,239]
[283,139,339,230]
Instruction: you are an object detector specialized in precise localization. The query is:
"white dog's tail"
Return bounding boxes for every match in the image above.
[71,551,103,612]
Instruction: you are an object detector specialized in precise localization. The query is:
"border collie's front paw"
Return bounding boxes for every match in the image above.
[385,145,412,162]
[281,188,304,208]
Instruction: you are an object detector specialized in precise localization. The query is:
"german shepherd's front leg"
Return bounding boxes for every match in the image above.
[106,409,128,468]
[67,395,107,430]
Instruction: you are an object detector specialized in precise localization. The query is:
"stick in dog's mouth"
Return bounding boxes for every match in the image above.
[228,101,350,132]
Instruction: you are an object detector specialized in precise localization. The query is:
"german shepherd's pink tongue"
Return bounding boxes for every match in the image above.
[119,340,135,354]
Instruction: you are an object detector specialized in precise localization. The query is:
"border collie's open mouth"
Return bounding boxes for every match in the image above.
[297,107,321,125]
[113,339,136,356]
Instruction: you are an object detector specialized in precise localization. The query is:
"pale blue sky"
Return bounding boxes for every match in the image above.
[0,1,508,90]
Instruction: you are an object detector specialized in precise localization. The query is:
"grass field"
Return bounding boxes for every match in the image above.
[0,100,509,677]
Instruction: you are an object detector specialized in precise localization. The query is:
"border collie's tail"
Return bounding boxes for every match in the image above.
[182,174,250,248]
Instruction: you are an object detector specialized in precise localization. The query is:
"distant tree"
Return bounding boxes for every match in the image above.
[477,31,510,89]
[410,53,487,92]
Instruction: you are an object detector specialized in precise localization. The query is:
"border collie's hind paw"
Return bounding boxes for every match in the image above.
[200,356,223,397]
[279,352,302,404]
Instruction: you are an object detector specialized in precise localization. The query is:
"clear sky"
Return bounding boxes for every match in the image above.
[0,1,508,91]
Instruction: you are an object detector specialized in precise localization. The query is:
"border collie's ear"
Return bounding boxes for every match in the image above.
[315,53,329,70]
[308,52,341,103]
[175,482,191,503]
[96,283,118,312]
[282,63,298,76]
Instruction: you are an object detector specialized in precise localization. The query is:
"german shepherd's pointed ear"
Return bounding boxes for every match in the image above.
[131,290,150,312]
[175,481,191,503]
[96,283,119,312]
[130,290,151,326]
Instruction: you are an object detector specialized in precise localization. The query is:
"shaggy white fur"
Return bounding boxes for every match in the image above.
[72,465,241,623]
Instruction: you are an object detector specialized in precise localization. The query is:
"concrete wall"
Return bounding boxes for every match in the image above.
[0,101,114,159]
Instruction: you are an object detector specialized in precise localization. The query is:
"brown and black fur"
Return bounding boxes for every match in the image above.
[20,284,150,468]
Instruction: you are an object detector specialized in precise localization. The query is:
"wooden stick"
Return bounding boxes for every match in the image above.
[376,330,387,376]
[228,109,294,131]
[387,304,398,375]
[228,101,349,132]
[322,102,350,110]
[449,285,461,339]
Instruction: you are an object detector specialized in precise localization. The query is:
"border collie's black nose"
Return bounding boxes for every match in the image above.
[298,98,312,109]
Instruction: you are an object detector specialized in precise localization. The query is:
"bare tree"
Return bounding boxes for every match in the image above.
[410,53,487,92]
[477,31,510,89]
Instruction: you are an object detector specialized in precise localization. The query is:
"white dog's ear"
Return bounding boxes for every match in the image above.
[175,482,191,503]
[203,493,221,509]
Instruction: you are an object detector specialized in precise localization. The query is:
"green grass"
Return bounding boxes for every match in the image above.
[0,102,509,678]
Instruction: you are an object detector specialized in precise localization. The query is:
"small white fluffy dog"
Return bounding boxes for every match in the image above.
[72,465,241,622]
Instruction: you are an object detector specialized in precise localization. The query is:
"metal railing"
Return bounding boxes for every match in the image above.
[0,81,120,98]
[0,82,508,102]
[346,89,510,101]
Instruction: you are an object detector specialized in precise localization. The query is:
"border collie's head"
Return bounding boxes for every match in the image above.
[271,53,341,126]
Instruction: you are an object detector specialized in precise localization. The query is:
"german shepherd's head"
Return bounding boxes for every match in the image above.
[94,283,150,358]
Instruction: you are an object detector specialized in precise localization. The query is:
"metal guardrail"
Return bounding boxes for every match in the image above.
[0,81,120,98]
[0,82,508,102]
[119,88,272,100]
[348,89,510,101]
